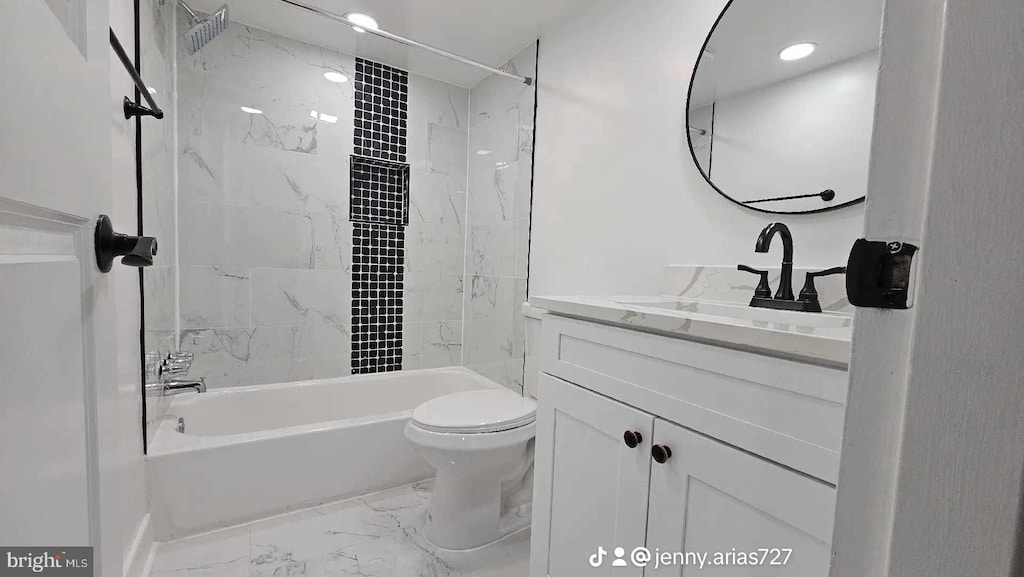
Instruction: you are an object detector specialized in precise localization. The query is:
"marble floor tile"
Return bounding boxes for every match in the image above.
[151,481,530,577]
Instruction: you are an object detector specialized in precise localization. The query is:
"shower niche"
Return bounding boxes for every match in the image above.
[138,0,538,449]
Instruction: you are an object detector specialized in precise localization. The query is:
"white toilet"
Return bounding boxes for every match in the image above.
[404,389,538,551]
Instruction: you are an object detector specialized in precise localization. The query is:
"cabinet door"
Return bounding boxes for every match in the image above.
[531,374,655,577]
[645,420,836,576]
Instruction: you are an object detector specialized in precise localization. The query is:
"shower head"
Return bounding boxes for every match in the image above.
[180,2,229,56]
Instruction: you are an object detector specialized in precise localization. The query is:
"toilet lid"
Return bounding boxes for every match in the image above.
[412,390,538,434]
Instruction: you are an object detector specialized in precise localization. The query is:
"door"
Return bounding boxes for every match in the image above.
[645,419,836,576]
[0,0,120,574]
[530,374,655,577]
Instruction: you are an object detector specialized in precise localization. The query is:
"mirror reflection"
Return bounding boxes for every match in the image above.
[687,0,884,214]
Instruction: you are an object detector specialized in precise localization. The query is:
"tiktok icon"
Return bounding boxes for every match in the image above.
[589,547,607,567]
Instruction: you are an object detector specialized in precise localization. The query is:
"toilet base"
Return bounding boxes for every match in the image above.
[424,462,534,551]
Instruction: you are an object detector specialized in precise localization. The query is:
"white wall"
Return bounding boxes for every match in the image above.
[705,52,879,213]
[530,0,866,297]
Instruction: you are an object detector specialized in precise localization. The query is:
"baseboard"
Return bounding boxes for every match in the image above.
[123,514,156,577]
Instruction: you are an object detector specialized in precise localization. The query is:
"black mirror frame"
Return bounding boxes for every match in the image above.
[684,0,868,215]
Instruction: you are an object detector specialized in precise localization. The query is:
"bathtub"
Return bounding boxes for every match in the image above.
[147,367,502,540]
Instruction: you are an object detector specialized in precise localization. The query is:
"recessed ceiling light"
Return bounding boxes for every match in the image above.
[323,71,349,83]
[240,106,263,114]
[476,150,492,155]
[344,12,379,33]
[779,43,817,61]
[310,110,338,124]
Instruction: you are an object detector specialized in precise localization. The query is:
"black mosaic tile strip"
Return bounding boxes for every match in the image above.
[351,222,405,374]
[350,156,410,226]
[354,58,409,162]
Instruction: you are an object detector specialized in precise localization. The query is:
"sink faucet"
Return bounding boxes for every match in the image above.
[754,222,795,300]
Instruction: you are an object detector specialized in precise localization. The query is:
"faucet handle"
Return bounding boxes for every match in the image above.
[737,265,773,298]
[799,267,847,303]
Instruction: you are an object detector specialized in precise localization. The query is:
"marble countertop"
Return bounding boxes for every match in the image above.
[530,295,853,367]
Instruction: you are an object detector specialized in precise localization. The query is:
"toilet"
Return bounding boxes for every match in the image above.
[404,389,538,551]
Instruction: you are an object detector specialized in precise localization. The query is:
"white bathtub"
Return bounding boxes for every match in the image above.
[147,367,501,540]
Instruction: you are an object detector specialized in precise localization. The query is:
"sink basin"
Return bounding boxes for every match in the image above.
[615,298,853,330]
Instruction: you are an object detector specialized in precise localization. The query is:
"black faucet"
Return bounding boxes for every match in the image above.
[754,222,795,300]
[739,223,846,313]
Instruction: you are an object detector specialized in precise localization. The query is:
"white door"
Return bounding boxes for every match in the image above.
[530,374,655,577]
[0,0,120,574]
[645,419,836,576]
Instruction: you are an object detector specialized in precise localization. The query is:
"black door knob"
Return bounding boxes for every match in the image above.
[623,430,643,448]
[652,444,672,464]
[95,214,158,273]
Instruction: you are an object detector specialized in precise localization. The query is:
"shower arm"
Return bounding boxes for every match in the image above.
[174,0,200,23]
[275,0,534,86]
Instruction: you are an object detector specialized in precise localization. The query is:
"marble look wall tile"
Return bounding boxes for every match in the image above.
[405,273,463,323]
[408,169,465,229]
[179,326,310,389]
[238,144,349,216]
[251,268,349,329]
[464,276,523,392]
[468,223,517,277]
[179,266,251,329]
[144,266,176,332]
[419,321,462,368]
[311,212,353,271]
[426,123,469,178]
[468,105,522,174]
[661,265,853,312]
[468,161,522,224]
[514,219,531,279]
[405,224,465,275]
[179,201,314,269]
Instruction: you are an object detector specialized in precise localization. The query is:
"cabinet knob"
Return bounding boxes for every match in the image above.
[652,444,672,464]
[623,430,643,448]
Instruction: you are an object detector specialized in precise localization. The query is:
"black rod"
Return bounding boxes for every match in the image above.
[744,189,836,205]
[109,27,164,119]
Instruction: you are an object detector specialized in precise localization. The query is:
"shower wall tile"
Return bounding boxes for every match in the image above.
[178,202,314,269]
[405,273,464,323]
[419,321,463,369]
[468,223,517,277]
[408,169,465,228]
[463,43,537,394]
[178,266,252,330]
[251,268,349,329]
[144,266,177,332]
[169,19,475,388]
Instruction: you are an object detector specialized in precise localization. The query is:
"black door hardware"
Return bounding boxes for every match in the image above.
[652,444,672,464]
[846,239,919,309]
[623,430,643,449]
[95,215,158,273]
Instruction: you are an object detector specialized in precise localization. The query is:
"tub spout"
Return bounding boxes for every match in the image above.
[161,378,207,395]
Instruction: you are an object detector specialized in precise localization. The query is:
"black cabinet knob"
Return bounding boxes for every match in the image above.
[623,430,643,448]
[652,444,672,464]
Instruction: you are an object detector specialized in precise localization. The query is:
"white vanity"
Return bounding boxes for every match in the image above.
[527,282,852,576]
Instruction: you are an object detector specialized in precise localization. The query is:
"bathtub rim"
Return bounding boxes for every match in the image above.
[148,366,505,457]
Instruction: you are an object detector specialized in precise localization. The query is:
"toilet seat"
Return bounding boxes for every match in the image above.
[411,390,537,434]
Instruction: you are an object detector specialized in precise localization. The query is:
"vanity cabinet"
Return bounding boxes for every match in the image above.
[530,315,846,577]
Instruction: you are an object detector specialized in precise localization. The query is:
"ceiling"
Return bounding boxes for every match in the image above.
[184,0,591,87]
[690,0,884,107]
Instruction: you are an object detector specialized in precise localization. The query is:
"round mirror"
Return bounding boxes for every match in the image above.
[687,0,884,214]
